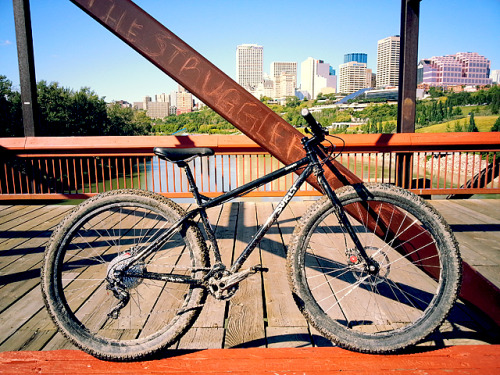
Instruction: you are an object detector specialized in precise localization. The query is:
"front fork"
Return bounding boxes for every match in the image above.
[315,165,379,274]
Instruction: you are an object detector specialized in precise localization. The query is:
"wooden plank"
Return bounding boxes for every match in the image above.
[0,285,45,345]
[430,200,500,270]
[455,199,500,221]
[223,202,265,348]
[0,205,39,227]
[0,303,57,351]
[266,327,312,348]
[257,202,309,330]
[0,205,65,232]
[0,206,72,273]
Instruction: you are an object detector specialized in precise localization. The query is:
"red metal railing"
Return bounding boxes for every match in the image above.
[1,133,499,200]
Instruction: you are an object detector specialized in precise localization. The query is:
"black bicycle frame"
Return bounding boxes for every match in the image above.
[122,137,373,283]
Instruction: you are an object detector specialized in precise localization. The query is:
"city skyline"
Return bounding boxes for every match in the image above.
[1,0,499,103]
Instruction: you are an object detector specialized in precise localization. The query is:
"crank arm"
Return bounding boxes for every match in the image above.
[217,265,268,291]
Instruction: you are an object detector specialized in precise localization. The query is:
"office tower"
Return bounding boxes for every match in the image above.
[339,61,372,94]
[344,53,367,65]
[377,36,400,87]
[270,62,297,79]
[271,62,297,98]
[147,93,169,119]
[236,44,264,90]
[301,57,337,100]
[417,52,492,88]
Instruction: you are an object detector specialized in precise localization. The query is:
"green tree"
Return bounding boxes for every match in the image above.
[491,116,500,132]
[490,86,500,114]
[0,75,22,136]
[467,112,479,132]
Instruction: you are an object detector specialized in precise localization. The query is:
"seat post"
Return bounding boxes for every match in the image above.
[178,161,204,205]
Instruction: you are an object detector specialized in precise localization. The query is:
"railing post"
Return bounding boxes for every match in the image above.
[13,0,39,137]
[396,0,420,188]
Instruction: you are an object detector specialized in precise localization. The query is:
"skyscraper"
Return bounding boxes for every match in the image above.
[377,36,400,87]
[301,57,337,99]
[339,61,372,94]
[236,44,263,90]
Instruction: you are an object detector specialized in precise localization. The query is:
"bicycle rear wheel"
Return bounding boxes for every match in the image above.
[287,183,461,353]
[41,190,208,361]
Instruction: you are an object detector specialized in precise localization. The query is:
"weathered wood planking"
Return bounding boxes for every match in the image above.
[0,200,498,353]
[223,202,266,348]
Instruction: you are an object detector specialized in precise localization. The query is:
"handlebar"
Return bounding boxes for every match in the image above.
[301,108,328,140]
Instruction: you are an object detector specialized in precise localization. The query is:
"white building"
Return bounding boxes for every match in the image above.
[301,57,337,100]
[489,69,500,84]
[377,36,400,87]
[270,62,297,98]
[236,44,264,90]
[339,62,372,95]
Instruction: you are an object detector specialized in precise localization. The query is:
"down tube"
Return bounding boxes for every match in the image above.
[230,164,315,273]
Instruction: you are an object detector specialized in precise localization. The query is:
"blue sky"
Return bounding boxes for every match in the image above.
[1,0,499,103]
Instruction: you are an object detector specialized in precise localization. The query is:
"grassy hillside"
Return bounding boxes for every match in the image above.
[416,115,499,133]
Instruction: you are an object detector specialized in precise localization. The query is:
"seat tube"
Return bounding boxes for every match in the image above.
[180,162,223,263]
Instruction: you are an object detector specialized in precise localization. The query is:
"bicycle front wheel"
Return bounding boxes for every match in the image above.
[41,189,208,361]
[287,183,461,353]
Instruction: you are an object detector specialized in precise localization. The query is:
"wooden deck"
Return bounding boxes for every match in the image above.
[0,199,498,355]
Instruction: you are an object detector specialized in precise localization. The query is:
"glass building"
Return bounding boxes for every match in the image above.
[344,53,367,65]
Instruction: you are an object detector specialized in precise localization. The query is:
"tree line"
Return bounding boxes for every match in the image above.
[0,75,151,137]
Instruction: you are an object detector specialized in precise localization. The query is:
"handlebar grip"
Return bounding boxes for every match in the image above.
[301,108,326,138]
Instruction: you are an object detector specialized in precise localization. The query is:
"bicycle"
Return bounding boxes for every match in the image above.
[41,109,461,361]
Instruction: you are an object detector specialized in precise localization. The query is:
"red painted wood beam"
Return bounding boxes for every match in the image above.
[0,347,499,374]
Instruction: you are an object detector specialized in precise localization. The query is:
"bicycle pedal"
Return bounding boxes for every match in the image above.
[251,265,269,273]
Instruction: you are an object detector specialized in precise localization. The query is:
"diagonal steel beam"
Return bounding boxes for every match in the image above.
[70,0,360,190]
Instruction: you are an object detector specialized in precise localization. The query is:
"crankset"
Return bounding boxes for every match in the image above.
[206,265,268,300]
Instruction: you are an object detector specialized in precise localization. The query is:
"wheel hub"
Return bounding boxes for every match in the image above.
[107,251,145,290]
[347,246,390,286]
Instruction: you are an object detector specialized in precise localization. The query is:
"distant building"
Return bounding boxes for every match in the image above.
[344,53,367,65]
[491,70,500,84]
[236,44,263,90]
[301,57,337,99]
[417,52,492,88]
[110,100,132,108]
[270,62,297,98]
[270,62,297,79]
[377,36,400,87]
[176,86,193,115]
[133,94,169,119]
[250,75,275,100]
[339,61,372,94]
